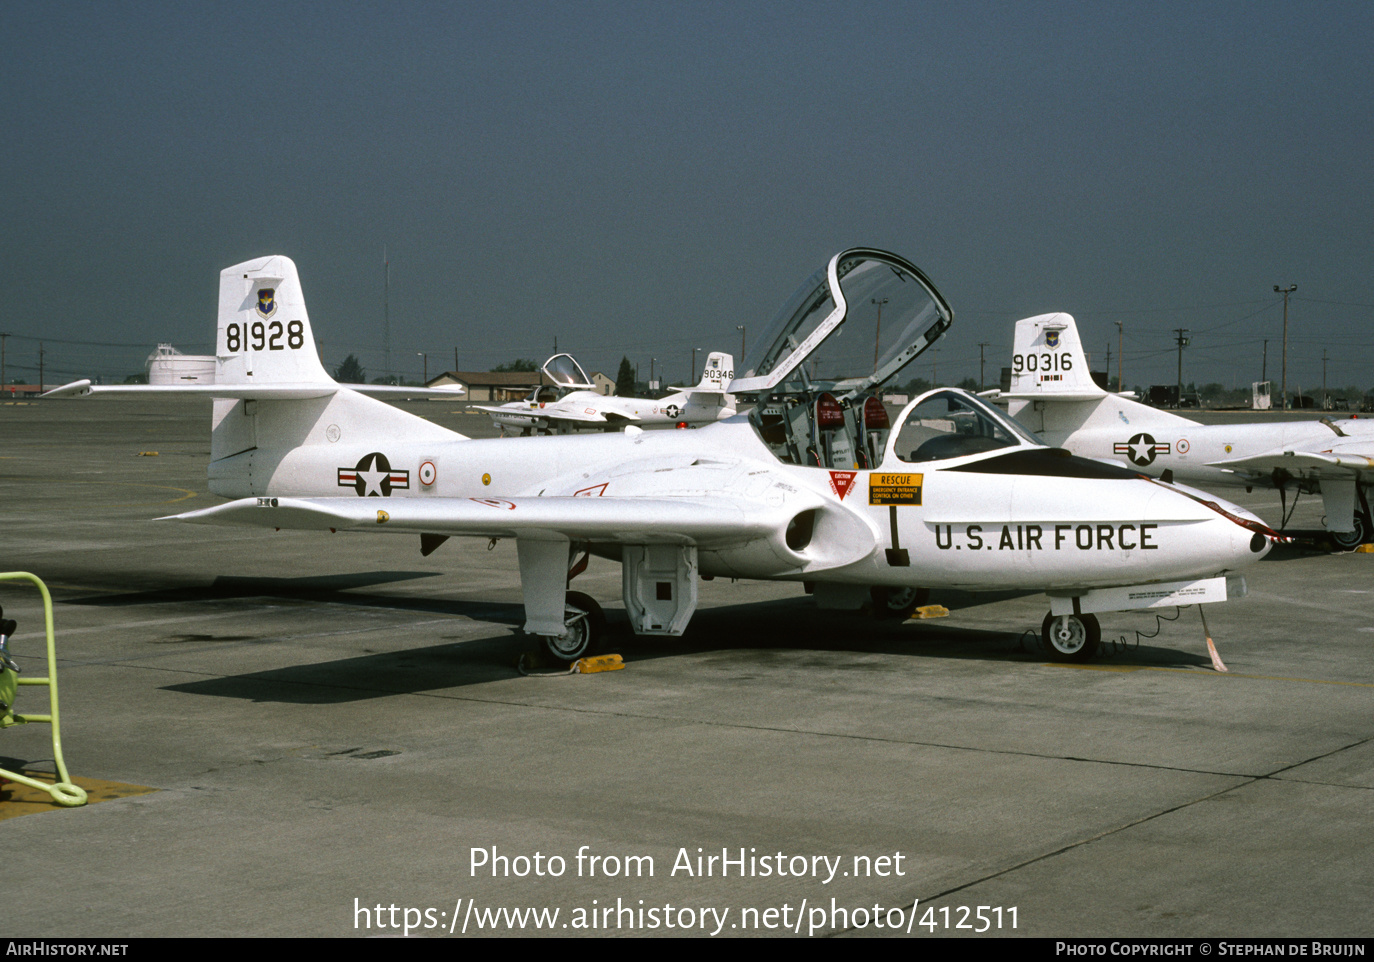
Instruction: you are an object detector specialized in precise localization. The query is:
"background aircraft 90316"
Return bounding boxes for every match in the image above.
[998,313,1374,550]
[48,248,1278,665]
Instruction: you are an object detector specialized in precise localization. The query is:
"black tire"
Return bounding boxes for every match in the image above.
[1328,511,1371,552]
[1041,611,1101,662]
[871,586,930,620]
[543,591,605,663]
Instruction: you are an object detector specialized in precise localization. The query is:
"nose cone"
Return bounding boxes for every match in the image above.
[1167,481,1276,570]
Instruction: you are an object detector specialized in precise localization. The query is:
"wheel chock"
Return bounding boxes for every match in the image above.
[517,651,625,676]
[910,604,949,619]
[1356,544,1374,553]
[572,654,624,673]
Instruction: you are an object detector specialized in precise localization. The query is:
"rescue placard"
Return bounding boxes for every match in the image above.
[869,473,923,505]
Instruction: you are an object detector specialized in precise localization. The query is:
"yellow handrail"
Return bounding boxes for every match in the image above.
[1,572,86,806]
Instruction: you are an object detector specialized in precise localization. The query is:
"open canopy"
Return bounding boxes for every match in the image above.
[728,248,952,399]
[542,353,595,389]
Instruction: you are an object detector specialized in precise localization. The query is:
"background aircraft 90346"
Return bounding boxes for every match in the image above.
[48,248,1277,665]
[474,351,738,436]
[998,313,1374,550]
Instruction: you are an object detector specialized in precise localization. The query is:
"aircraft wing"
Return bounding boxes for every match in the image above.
[162,495,786,547]
[1208,442,1374,477]
[43,379,466,400]
[540,407,635,424]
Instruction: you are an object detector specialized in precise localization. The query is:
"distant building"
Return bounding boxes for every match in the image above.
[426,370,554,401]
[590,372,614,396]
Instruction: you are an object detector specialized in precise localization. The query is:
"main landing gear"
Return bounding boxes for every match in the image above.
[1328,509,1372,552]
[543,591,605,663]
[871,586,930,620]
[1041,611,1101,663]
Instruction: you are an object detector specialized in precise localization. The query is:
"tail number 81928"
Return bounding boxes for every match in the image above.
[226,320,305,352]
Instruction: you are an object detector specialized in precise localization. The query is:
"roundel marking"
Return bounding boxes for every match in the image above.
[419,460,437,486]
[1176,438,1190,454]
[665,404,680,419]
[1127,433,1158,466]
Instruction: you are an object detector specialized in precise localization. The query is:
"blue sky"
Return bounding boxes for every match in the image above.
[4,1,1371,393]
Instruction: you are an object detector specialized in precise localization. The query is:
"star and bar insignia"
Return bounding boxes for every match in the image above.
[1114,433,1170,467]
[338,452,410,497]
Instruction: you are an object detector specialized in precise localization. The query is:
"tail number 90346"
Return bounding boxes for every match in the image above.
[225,320,305,352]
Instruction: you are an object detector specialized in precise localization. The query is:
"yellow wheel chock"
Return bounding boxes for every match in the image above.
[0,572,87,807]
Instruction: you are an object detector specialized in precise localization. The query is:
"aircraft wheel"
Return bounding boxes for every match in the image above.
[1327,512,1371,552]
[543,591,605,663]
[871,586,930,620]
[1041,611,1101,662]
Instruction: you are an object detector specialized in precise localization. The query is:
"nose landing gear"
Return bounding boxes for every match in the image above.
[1041,611,1101,662]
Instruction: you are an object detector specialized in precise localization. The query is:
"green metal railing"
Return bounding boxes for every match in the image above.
[1,572,86,806]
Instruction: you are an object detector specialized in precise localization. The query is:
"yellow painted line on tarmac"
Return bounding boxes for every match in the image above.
[1050,663,1374,687]
[29,478,199,506]
[0,771,157,820]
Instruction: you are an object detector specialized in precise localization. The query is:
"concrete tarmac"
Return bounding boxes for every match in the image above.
[1,397,1370,938]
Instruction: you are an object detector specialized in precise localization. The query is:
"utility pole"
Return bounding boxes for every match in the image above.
[978,342,989,391]
[1173,329,1189,406]
[736,325,746,360]
[1104,343,1111,389]
[0,332,7,391]
[1274,284,1296,409]
[1115,322,1123,392]
[417,352,428,384]
[383,247,392,384]
[1322,350,1328,409]
[38,342,44,394]
[1261,339,1267,383]
[691,347,699,383]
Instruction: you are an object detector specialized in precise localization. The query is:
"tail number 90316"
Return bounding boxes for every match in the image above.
[1012,352,1072,373]
[225,320,305,352]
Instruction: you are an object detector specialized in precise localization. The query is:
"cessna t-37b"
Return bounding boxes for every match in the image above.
[48,250,1276,664]
[474,352,737,436]
[997,313,1374,550]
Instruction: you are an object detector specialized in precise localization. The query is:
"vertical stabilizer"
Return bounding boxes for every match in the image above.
[1007,313,1106,399]
[695,353,735,392]
[216,256,332,385]
[1005,312,1198,445]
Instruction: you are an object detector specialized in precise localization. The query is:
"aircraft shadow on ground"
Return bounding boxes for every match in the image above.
[63,570,527,624]
[63,571,456,607]
[1260,536,1345,563]
[161,591,1213,705]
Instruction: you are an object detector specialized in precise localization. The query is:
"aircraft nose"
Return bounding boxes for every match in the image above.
[1204,492,1276,562]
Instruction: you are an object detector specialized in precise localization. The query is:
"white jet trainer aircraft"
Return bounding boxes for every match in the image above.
[474,352,737,435]
[48,250,1277,664]
[999,313,1374,549]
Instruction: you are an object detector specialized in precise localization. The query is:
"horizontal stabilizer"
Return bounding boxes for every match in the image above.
[44,380,466,401]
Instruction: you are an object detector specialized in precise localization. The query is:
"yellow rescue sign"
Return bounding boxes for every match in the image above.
[868,473,923,506]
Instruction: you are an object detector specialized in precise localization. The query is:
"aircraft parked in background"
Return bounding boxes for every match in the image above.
[475,352,736,435]
[49,250,1275,665]
[997,313,1374,549]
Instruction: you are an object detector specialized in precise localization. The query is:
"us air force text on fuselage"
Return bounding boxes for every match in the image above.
[934,523,1159,552]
